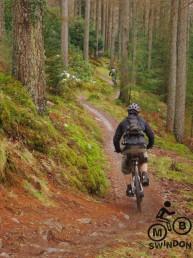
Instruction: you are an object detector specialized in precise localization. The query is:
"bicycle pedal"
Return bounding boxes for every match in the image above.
[142,175,149,187]
[142,181,149,187]
[126,189,134,197]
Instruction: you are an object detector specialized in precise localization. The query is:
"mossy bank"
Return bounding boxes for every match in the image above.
[0,72,109,204]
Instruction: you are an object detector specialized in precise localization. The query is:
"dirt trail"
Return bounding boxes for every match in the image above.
[0,97,164,258]
[82,100,163,210]
[0,92,165,257]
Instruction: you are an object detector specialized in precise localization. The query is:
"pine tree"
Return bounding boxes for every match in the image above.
[167,0,179,132]
[61,0,69,67]
[0,0,5,41]
[174,0,189,142]
[119,0,129,103]
[84,0,91,61]
[12,0,46,113]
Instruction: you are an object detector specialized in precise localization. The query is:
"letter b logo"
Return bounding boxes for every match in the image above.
[173,217,192,235]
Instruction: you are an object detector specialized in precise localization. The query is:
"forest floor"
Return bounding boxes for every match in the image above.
[0,73,193,258]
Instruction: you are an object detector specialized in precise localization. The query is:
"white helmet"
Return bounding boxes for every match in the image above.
[128,103,141,113]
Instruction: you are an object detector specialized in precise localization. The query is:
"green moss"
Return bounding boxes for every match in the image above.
[155,136,193,160]
[97,246,152,258]
[150,155,193,185]
[180,190,193,212]
[23,176,55,207]
[0,40,11,71]
[0,74,62,153]
[0,140,7,181]
[49,123,109,196]
[0,73,109,197]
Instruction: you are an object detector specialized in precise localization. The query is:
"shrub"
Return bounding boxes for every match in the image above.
[69,47,93,81]
[44,7,61,56]
[69,17,103,54]
[46,54,64,94]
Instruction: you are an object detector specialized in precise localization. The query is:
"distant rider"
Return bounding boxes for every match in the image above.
[113,103,154,197]
[109,67,117,86]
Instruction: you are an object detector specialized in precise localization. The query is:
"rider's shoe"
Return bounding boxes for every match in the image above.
[126,184,134,197]
[141,172,149,186]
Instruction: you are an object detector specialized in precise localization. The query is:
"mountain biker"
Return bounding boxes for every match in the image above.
[109,67,117,86]
[113,103,154,197]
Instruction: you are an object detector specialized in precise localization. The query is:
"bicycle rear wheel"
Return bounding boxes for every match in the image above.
[135,175,143,212]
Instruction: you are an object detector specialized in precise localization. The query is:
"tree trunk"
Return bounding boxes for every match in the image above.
[74,0,78,16]
[154,0,160,39]
[191,111,193,137]
[61,0,69,67]
[12,0,46,113]
[69,0,75,19]
[167,0,179,132]
[131,0,137,85]
[174,0,189,142]
[101,0,106,54]
[105,0,109,52]
[78,0,82,16]
[96,0,101,57]
[147,1,154,71]
[91,0,97,27]
[119,0,129,103]
[107,1,113,55]
[110,2,118,66]
[118,2,122,60]
[145,0,150,36]
[83,0,91,61]
[0,0,5,41]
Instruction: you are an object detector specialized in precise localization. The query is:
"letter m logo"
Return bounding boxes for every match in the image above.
[153,228,163,237]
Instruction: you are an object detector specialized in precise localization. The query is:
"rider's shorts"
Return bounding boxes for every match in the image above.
[121,148,148,175]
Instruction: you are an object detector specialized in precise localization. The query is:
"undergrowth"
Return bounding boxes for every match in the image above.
[150,155,193,185]
[0,72,109,201]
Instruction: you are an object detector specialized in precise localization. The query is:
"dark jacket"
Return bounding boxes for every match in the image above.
[113,113,154,153]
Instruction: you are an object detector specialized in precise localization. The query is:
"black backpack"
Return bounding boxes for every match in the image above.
[122,116,145,146]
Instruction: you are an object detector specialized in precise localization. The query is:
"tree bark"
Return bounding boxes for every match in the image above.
[61,0,69,67]
[78,0,82,16]
[174,0,189,142]
[69,0,75,19]
[131,0,137,85]
[110,2,118,66]
[0,0,5,41]
[83,0,91,61]
[105,0,109,51]
[91,0,97,27]
[118,1,122,60]
[101,0,106,54]
[145,0,150,36]
[107,1,113,55]
[96,0,101,57]
[167,0,179,132]
[147,1,154,71]
[12,0,46,113]
[119,0,129,103]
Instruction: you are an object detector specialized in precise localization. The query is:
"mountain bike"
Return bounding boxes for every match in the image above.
[130,155,144,212]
